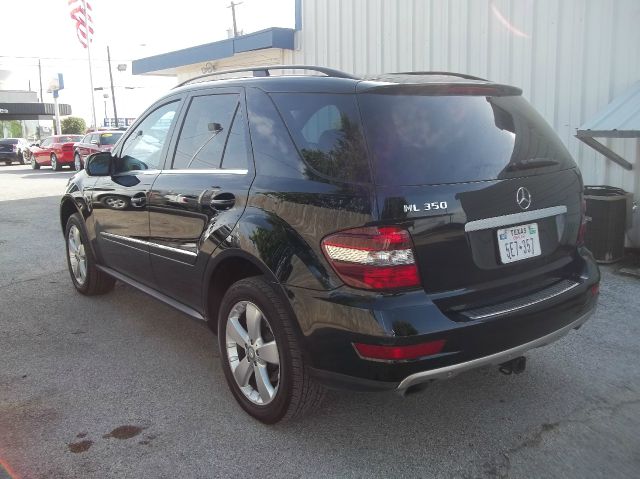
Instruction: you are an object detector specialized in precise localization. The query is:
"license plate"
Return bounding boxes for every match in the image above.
[497,222,541,264]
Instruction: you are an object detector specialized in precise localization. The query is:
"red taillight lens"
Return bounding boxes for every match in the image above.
[590,283,600,296]
[354,339,446,361]
[577,198,588,245]
[321,226,421,290]
[62,144,73,151]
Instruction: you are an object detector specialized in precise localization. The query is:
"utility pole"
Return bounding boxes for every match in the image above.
[38,59,43,102]
[227,1,242,37]
[107,46,119,127]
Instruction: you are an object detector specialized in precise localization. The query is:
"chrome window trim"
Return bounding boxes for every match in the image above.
[101,232,197,257]
[161,168,248,175]
[464,205,568,232]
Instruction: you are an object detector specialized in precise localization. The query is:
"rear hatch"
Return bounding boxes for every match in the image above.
[0,140,17,153]
[357,83,583,306]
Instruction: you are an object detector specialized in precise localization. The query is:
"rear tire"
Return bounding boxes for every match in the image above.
[19,153,26,165]
[51,153,61,171]
[31,155,40,169]
[65,213,115,295]
[218,277,325,423]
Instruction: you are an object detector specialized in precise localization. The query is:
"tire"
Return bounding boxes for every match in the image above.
[65,213,115,295]
[19,152,26,165]
[51,153,61,171]
[31,155,40,169]
[74,153,83,171]
[218,276,325,423]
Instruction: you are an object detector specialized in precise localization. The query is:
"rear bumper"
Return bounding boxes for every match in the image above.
[288,249,599,391]
[0,152,19,161]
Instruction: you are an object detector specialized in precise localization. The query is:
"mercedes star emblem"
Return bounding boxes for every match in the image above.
[516,187,532,210]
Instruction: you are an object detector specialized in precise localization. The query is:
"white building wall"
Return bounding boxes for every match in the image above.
[289,0,640,219]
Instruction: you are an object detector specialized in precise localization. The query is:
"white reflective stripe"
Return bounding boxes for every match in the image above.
[324,245,415,266]
[464,206,568,232]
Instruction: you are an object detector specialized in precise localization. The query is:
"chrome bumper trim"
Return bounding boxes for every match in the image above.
[462,279,580,320]
[464,205,568,232]
[396,308,594,390]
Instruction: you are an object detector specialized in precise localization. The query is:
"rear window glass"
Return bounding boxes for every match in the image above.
[100,132,122,145]
[270,93,370,182]
[57,135,82,143]
[358,92,575,185]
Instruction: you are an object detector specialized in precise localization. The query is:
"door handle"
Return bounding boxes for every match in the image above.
[210,193,235,210]
[131,195,146,207]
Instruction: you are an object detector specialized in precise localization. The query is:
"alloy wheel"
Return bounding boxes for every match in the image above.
[74,154,82,171]
[51,154,57,170]
[226,301,281,405]
[67,225,87,285]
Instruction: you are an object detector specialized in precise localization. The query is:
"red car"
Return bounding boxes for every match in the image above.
[30,135,83,170]
[73,130,123,171]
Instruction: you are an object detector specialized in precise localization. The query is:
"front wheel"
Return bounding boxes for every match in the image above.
[218,277,325,423]
[31,156,40,169]
[19,152,26,165]
[65,213,115,295]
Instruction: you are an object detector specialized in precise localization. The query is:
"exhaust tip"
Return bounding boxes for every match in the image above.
[499,356,527,375]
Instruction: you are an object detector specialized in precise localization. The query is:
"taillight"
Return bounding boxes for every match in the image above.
[321,226,421,290]
[62,144,73,151]
[577,198,588,245]
[12,144,18,151]
[353,339,446,361]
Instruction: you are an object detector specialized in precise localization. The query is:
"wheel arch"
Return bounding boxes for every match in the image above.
[203,249,279,332]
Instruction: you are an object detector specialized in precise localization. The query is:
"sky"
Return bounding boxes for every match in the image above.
[1,0,295,126]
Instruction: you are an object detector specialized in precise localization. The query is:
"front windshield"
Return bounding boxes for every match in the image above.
[100,132,123,145]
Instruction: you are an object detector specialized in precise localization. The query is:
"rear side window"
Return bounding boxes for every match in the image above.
[270,93,370,182]
[358,92,575,185]
[172,94,238,169]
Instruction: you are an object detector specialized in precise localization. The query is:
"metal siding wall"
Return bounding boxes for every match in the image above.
[294,0,640,199]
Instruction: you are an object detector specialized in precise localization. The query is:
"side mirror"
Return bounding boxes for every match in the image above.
[86,152,112,176]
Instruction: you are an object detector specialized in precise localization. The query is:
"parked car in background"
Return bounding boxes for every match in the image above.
[60,66,600,423]
[30,135,83,170]
[73,130,124,171]
[0,138,29,165]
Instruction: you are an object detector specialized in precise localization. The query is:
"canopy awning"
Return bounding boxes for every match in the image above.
[576,81,640,171]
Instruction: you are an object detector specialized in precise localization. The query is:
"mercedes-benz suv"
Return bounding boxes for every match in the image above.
[60,66,600,423]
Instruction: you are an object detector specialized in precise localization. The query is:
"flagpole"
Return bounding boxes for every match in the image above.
[82,0,97,129]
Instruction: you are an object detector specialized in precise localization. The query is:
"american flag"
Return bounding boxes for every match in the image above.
[69,0,94,48]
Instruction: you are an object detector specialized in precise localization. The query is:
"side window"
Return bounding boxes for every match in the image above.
[117,101,179,172]
[246,87,302,178]
[41,138,51,147]
[90,134,99,144]
[172,94,238,169]
[81,134,90,144]
[221,106,248,170]
[269,93,369,181]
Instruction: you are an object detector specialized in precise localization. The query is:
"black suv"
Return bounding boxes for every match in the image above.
[60,66,599,423]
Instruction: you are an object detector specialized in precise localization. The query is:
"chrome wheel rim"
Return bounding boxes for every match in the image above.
[105,197,126,209]
[68,225,87,285]
[51,155,57,169]
[74,155,81,171]
[226,301,280,405]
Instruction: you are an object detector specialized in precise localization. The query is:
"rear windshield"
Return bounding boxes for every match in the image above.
[358,92,575,185]
[57,135,83,143]
[100,132,122,145]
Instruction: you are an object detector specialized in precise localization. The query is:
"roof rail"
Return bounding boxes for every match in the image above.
[389,71,488,81]
[173,65,359,89]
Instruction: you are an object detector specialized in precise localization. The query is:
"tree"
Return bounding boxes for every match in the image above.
[61,117,86,135]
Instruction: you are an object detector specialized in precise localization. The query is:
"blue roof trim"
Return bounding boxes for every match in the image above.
[132,27,295,75]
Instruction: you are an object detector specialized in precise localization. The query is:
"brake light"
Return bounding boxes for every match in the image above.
[577,198,588,245]
[321,226,421,290]
[354,339,446,361]
[62,144,74,151]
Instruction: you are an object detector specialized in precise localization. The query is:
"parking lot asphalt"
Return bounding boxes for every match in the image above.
[1,163,639,479]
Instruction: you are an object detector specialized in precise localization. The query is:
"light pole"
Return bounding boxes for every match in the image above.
[102,93,109,126]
